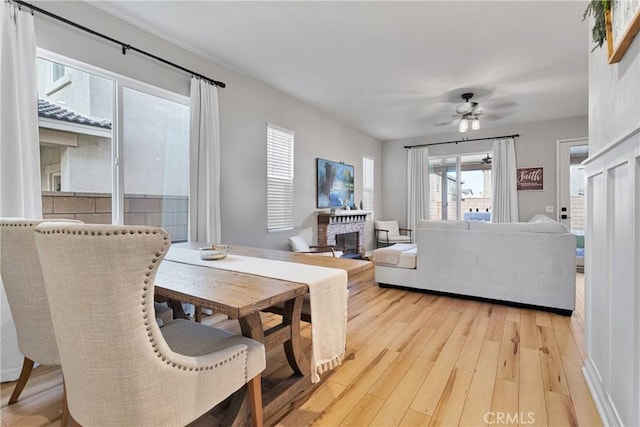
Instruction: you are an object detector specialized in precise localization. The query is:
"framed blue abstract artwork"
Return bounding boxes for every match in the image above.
[317,158,354,209]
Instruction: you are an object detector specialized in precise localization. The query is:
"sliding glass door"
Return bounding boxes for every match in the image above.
[429,153,492,221]
[37,56,115,223]
[120,86,190,241]
[37,52,190,242]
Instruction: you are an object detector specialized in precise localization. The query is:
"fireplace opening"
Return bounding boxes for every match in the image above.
[335,231,359,255]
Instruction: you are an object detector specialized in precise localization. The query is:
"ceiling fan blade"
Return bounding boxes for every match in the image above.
[482,111,516,121]
[433,115,458,127]
[483,100,519,111]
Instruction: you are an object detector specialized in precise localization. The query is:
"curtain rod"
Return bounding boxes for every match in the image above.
[404,134,520,149]
[12,0,226,88]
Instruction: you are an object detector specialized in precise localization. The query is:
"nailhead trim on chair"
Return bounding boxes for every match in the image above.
[35,226,248,373]
[0,223,35,228]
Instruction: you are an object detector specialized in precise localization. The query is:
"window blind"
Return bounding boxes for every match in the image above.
[267,124,294,231]
[362,156,374,215]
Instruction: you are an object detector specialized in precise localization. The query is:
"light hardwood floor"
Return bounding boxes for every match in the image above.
[1,271,601,426]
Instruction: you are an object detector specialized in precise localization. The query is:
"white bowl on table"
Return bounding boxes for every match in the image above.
[199,245,229,260]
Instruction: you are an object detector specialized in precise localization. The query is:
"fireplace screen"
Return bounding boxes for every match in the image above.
[335,232,359,254]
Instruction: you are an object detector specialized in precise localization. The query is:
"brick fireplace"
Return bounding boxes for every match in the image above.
[317,211,369,256]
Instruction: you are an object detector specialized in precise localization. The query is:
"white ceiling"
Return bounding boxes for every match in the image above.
[92,1,589,141]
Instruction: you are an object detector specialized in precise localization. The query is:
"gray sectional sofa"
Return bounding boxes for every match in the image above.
[374,219,577,315]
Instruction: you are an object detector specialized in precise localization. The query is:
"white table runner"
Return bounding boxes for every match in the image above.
[165,246,348,383]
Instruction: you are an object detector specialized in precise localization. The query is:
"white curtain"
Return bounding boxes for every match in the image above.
[0,2,41,381]
[188,78,221,244]
[406,146,430,233]
[491,138,518,223]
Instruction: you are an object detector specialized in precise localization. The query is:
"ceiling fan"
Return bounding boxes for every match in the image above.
[432,88,519,130]
[455,93,483,118]
[454,93,482,132]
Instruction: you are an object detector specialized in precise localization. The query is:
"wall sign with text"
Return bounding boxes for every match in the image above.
[517,167,543,191]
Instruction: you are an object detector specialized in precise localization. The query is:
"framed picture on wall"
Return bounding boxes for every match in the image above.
[517,167,544,191]
[317,158,355,208]
[607,0,640,63]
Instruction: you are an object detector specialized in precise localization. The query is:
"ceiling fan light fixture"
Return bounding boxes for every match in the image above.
[458,118,468,133]
[472,117,480,130]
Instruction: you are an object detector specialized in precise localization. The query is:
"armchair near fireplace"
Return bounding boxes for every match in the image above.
[288,233,343,257]
[374,220,412,248]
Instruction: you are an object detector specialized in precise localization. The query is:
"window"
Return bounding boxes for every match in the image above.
[267,124,294,231]
[429,153,492,221]
[362,156,374,215]
[37,53,190,242]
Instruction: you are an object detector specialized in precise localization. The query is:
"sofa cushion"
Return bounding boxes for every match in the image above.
[417,220,469,230]
[468,221,568,234]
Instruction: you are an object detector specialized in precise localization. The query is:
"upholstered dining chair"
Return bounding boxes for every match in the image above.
[0,218,82,411]
[34,222,266,427]
[374,220,413,248]
[0,218,171,411]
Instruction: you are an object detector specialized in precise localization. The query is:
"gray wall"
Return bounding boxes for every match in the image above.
[589,32,640,152]
[33,1,382,251]
[381,116,588,226]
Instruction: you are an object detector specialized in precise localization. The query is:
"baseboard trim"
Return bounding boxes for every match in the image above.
[582,357,622,426]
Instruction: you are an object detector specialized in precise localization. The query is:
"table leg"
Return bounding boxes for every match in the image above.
[282,296,310,376]
[238,296,310,376]
[239,311,265,341]
[224,313,265,427]
[224,295,310,426]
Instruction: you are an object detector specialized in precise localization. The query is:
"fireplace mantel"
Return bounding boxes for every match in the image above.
[317,209,372,216]
[316,210,370,222]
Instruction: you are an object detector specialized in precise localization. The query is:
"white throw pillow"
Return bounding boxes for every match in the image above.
[529,214,554,223]
[288,234,310,252]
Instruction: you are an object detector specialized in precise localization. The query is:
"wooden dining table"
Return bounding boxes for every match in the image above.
[153,243,372,425]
